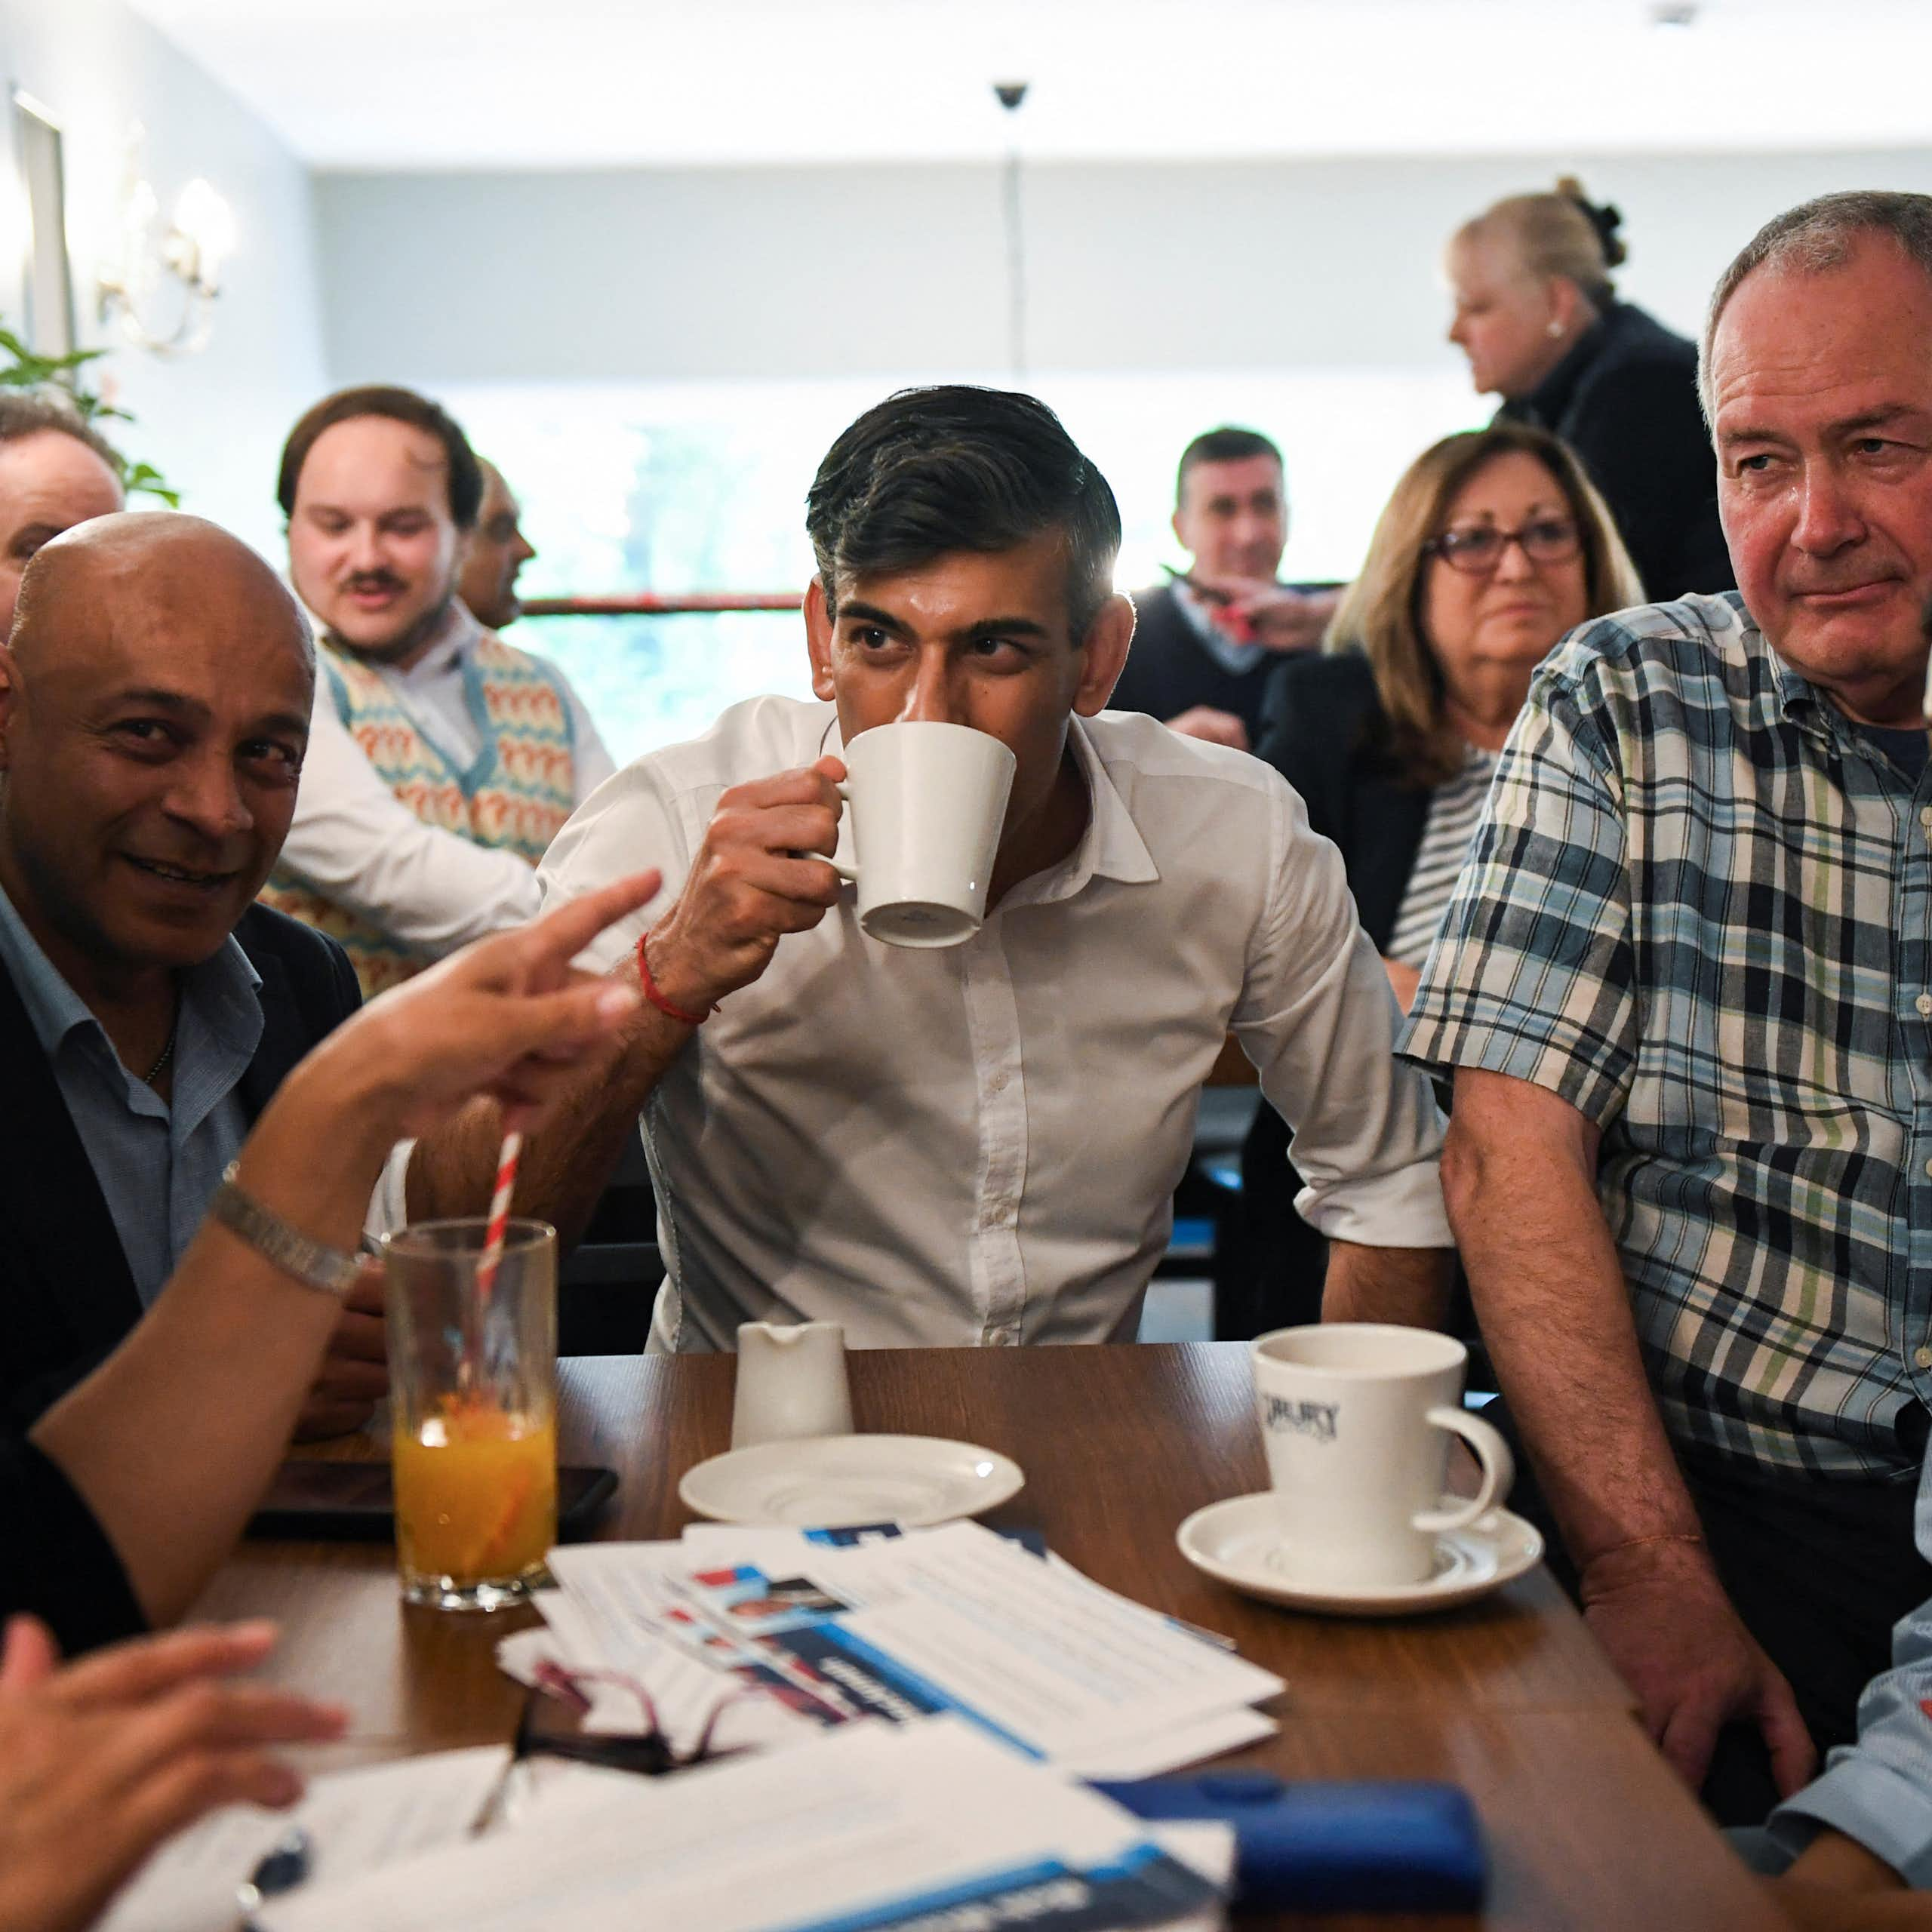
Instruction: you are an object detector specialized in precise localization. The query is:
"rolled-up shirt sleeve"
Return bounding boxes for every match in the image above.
[535,752,699,974]
[1233,777,1451,1248]
[1398,656,1638,1124]
[278,683,543,958]
[1764,1459,1932,1884]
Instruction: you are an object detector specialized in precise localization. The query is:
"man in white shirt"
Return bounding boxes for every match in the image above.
[263,387,614,995]
[408,386,1450,1349]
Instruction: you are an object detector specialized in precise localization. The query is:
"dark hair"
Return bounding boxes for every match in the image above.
[276,385,483,528]
[0,389,125,478]
[1176,426,1283,503]
[804,386,1122,638]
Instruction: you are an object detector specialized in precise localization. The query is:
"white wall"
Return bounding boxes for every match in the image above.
[0,0,326,558]
[315,149,1932,391]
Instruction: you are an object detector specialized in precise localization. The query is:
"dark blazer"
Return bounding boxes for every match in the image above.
[1253,650,1428,952]
[1111,584,1281,744]
[0,903,361,1429]
[1497,299,1733,605]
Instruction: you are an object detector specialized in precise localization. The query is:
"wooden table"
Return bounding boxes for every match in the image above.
[196,1343,1786,1931]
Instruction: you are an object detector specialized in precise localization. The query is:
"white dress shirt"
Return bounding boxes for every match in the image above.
[278,603,617,957]
[540,694,1449,1352]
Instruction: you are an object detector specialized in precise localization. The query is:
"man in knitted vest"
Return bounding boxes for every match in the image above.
[263,386,614,996]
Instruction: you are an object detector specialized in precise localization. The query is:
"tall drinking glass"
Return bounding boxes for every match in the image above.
[384,1218,558,1611]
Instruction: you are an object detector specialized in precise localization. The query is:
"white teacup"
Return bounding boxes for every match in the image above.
[829,721,1016,949]
[1249,1324,1513,1589]
[732,1320,854,1449]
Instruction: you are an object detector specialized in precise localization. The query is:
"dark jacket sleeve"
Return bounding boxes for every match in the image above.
[2,1435,146,1653]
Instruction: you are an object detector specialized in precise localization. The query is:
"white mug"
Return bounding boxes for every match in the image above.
[732,1321,854,1449]
[828,721,1016,949]
[1249,1324,1513,1588]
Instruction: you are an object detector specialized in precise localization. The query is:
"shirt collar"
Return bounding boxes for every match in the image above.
[0,875,262,1065]
[0,877,99,1056]
[817,706,1160,910]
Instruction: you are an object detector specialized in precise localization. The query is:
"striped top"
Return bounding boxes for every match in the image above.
[1401,590,1932,1478]
[1385,743,1499,970]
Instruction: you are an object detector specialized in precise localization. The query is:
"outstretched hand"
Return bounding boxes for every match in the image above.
[0,1616,345,1932]
[334,869,664,1139]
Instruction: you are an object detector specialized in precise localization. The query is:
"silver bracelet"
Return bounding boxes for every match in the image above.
[208,1161,364,1300]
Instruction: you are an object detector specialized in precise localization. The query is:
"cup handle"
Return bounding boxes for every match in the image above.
[826,780,857,884]
[1414,1406,1514,1534]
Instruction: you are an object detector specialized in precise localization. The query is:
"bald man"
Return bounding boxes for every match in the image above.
[0,513,380,1436]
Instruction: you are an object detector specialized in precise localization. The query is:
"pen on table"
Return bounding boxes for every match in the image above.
[237,1826,311,1918]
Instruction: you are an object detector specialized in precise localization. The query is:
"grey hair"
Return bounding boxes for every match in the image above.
[1700,190,1932,420]
[0,386,124,472]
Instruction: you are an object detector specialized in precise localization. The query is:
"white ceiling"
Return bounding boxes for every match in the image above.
[128,0,1932,172]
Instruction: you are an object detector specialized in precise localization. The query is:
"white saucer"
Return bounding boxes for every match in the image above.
[678,1434,1026,1528]
[1175,1493,1543,1617]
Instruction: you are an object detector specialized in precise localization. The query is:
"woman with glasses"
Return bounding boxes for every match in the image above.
[1444,177,1730,602]
[1226,424,1641,1334]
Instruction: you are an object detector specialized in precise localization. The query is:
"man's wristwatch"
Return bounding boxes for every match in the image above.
[208,1161,364,1300]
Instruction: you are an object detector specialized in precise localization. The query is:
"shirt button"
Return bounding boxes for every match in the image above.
[1921,807,1932,829]
[1918,995,1932,1017]
[1917,1347,1932,1371]
[988,1071,1009,1094]
[1924,1158,1932,1180]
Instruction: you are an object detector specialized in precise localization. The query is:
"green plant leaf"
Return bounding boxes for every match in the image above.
[0,314,177,506]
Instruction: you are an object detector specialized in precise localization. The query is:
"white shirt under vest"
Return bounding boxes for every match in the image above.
[278,601,617,958]
[540,695,1450,1351]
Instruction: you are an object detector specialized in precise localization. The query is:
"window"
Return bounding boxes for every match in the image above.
[446,368,1479,764]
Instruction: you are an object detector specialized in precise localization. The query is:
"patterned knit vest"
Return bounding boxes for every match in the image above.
[262,632,578,997]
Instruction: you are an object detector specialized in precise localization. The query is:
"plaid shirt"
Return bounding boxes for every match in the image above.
[1401,591,1932,1479]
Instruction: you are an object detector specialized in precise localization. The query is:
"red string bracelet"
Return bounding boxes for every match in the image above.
[635,934,711,1027]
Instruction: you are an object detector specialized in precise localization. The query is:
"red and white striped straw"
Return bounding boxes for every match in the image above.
[475,1129,523,1299]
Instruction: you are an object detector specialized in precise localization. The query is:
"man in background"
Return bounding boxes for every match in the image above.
[1109,427,1339,751]
[0,392,126,635]
[457,457,538,632]
[265,387,615,995]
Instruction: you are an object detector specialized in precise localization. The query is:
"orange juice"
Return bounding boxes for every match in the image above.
[392,1397,557,1588]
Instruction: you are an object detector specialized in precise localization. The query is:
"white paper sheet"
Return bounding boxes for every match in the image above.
[97,1746,507,1932]
[540,1521,1280,1775]
[253,1717,1229,1932]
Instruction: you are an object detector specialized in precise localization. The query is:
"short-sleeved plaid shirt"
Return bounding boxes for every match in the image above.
[1401,591,1932,1479]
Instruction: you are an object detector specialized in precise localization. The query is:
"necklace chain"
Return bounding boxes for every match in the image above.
[143,1016,180,1087]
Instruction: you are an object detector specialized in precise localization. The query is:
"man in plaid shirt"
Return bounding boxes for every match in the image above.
[1395,191,1932,1844]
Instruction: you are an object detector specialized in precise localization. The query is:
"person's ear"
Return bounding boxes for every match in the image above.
[1170,506,1189,554]
[1072,594,1137,717]
[804,577,837,703]
[1549,275,1588,333]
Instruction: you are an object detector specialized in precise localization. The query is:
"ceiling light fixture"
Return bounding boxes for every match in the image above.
[994,81,1029,379]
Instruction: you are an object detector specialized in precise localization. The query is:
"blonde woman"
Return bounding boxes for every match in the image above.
[1445,177,1728,601]
[1229,424,1640,1333]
